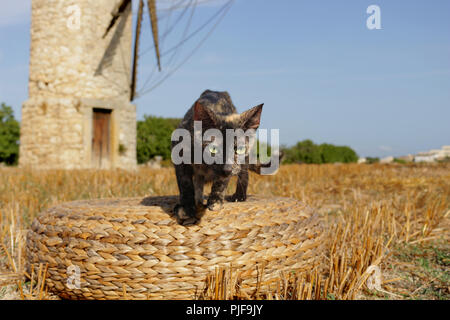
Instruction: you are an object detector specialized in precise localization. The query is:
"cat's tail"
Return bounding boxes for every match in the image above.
[248,150,284,175]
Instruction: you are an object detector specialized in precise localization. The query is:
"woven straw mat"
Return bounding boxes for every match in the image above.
[26,195,325,299]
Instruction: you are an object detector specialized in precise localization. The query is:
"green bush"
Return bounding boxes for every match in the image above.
[282,139,358,164]
[437,156,450,163]
[0,103,20,165]
[319,143,358,163]
[393,158,407,164]
[282,140,318,164]
[366,157,380,164]
[136,115,181,164]
[282,139,322,164]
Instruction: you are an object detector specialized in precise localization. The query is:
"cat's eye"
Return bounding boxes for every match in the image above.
[209,145,218,155]
[236,146,246,155]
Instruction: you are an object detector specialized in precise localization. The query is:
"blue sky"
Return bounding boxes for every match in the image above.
[0,0,449,158]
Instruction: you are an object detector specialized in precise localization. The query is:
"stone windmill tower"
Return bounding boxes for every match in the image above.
[19,0,146,169]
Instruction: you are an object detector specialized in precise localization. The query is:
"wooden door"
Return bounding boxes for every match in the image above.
[92,108,111,168]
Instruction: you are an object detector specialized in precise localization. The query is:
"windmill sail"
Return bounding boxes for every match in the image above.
[101,0,234,101]
[96,0,131,76]
[103,0,132,38]
[147,0,162,72]
[130,0,145,101]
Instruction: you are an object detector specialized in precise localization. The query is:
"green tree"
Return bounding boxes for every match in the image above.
[283,139,322,164]
[0,103,20,165]
[338,146,358,163]
[319,143,358,163]
[319,143,341,163]
[136,115,181,164]
[282,139,358,164]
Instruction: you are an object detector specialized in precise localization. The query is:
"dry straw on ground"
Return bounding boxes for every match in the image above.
[1,163,449,300]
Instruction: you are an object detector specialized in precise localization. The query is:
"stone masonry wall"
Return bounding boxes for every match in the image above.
[28,0,132,99]
[20,96,85,169]
[116,103,137,169]
[20,0,137,169]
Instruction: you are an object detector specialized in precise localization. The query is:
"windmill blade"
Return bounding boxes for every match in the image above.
[96,1,131,76]
[130,0,145,101]
[103,0,132,38]
[147,0,162,71]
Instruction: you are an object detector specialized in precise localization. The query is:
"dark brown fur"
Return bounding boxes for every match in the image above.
[171,90,267,225]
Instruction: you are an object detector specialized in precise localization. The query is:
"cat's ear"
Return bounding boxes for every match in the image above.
[194,101,217,128]
[240,104,263,130]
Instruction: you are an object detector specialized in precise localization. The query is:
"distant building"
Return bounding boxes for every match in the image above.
[380,156,394,164]
[397,154,414,162]
[358,157,367,164]
[414,153,437,163]
[414,145,450,163]
[436,146,450,160]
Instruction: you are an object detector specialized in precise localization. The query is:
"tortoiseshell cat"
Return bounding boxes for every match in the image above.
[171,90,274,225]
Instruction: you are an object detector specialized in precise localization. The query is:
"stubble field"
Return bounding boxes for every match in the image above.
[0,163,449,300]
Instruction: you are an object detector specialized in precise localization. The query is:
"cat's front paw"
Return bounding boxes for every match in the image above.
[229,193,247,202]
[206,198,223,211]
[174,204,199,226]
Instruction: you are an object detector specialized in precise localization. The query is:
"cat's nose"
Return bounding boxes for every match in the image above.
[223,164,233,175]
